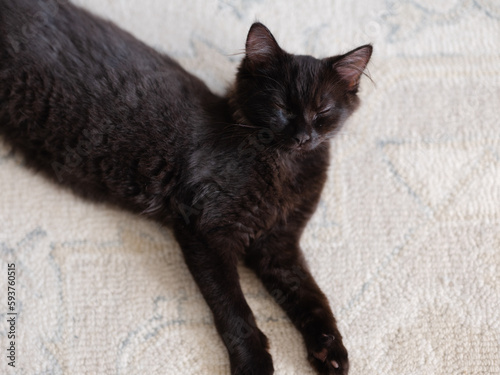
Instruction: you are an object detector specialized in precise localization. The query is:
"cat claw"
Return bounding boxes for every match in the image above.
[313,349,340,369]
[309,333,348,374]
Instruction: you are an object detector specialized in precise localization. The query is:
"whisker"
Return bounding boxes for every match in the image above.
[213,121,260,129]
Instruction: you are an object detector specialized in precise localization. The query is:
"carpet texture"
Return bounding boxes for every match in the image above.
[1,0,500,374]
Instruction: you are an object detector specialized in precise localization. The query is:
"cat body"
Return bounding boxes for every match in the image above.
[0,1,372,374]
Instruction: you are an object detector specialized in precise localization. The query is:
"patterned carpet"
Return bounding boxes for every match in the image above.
[1,0,499,374]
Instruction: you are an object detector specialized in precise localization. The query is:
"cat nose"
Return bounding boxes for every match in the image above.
[293,132,310,146]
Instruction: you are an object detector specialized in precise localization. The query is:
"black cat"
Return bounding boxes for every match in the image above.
[0,1,372,374]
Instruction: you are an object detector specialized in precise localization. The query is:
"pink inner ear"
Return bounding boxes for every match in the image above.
[336,46,372,89]
[247,35,275,59]
[245,23,280,64]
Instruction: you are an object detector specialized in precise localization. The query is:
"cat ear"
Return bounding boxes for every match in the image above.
[245,22,282,66]
[334,45,372,90]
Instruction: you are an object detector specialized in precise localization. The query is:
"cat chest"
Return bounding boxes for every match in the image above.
[201,180,304,250]
[187,151,326,251]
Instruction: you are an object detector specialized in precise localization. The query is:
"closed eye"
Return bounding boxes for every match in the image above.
[318,106,333,116]
[313,106,333,121]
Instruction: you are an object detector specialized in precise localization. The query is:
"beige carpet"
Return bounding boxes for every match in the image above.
[1,0,500,374]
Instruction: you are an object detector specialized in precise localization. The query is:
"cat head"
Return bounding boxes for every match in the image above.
[232,22,372,153]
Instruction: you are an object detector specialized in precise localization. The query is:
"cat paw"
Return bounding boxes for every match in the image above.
[308,334,349,375]
[231,349,274,375]
[230,332,274,375]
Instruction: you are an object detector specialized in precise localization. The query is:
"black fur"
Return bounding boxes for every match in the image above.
[0,1,372,374]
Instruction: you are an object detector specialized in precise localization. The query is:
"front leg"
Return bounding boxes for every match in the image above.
[246,232,348,375]
[174,224,274,375]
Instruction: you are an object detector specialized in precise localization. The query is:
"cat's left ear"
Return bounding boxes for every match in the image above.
[245,22,282,68]
[333,45,373,91]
